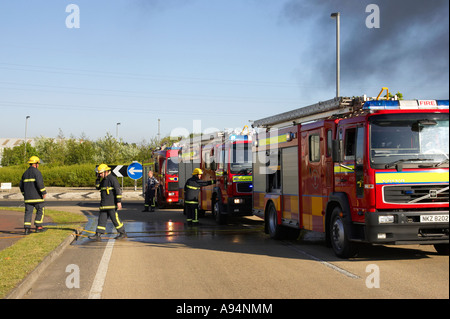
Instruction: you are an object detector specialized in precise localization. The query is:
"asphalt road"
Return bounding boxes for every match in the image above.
[17,202,449,301]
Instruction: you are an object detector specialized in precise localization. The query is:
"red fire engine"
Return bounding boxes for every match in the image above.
[178,129,253,224]
[150,147,180,207]
[252,91,449,258]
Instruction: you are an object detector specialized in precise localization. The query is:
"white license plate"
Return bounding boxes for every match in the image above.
[420,215,449,223]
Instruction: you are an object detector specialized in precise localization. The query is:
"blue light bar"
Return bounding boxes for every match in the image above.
[436,100,449,106]
[229,134,249,141]
[364,99,449,110]
[363,100,400,110]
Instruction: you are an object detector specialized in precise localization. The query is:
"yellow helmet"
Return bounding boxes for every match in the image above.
[96,164,111,174]
[28,156,40,164]
[192,168,203,175]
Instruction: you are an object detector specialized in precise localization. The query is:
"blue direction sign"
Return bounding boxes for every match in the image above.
[127,162,143,180]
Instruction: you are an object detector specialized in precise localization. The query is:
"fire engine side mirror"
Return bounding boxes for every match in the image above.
[211,161,217,170]
[332,139,343,162]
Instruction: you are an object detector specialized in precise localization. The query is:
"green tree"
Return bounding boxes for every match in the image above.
[93,132,122,164]
[2,132,177,167]
[65,136,96,165]
[1,143,38,166]
[34,137,66,165]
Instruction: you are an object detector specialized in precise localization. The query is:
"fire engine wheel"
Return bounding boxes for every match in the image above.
[267,203,284,240]
[213,200,227,225]
[434,244,449,255]
[330,207,357,258]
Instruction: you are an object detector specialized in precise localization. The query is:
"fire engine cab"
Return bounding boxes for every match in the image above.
[252,91,449,258]
[152,147,180,207]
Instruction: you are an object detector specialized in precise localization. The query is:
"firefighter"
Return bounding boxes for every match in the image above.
[89,164,127,240]
[142,170,159,212]
[184,168,215,226]
[19,156,47,235]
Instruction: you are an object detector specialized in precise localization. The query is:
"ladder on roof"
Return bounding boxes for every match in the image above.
[252,96,363,128]
[252,87,403,128]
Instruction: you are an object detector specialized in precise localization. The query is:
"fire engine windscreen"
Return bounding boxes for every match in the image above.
[369,113,449,168]
[230,143,252,174]
[167,157,179,174]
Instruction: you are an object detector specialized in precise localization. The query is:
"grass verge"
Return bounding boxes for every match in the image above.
[0,207,87,298]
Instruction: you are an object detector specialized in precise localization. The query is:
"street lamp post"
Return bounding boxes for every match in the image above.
[116,122,121,139]
[24,115,30,162]
[331,12,340,98]
[157,119,160,143]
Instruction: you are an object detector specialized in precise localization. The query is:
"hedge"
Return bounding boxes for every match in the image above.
[0,164,142,188]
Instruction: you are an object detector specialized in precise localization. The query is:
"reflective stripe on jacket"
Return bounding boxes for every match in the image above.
[184,176,212,204]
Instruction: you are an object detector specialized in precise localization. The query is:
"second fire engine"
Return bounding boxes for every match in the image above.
[178,129,253,224]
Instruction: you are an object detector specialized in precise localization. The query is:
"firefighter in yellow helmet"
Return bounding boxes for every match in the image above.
[19,156,47,235]
[89,164,127,240]
[183,168,215,226]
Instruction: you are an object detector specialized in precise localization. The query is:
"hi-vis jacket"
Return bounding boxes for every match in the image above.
[96,173,122,210]
[184,175,213,204]
[20,166,47,204]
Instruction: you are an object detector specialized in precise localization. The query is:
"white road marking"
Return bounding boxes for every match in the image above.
[88,239,115,299]
[284,241,360,279]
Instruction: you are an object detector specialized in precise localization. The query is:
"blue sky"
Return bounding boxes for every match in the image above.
[0,0,448,143]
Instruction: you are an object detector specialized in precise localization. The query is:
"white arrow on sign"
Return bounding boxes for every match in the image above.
[128,166,142,175]
[113,165,123,177]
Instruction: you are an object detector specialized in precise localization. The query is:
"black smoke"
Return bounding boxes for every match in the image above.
[280,0,449,99]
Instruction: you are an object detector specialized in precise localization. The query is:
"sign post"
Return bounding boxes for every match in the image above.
[127,162,143,191]
[109,165,128,189]
[100,163,143,190]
